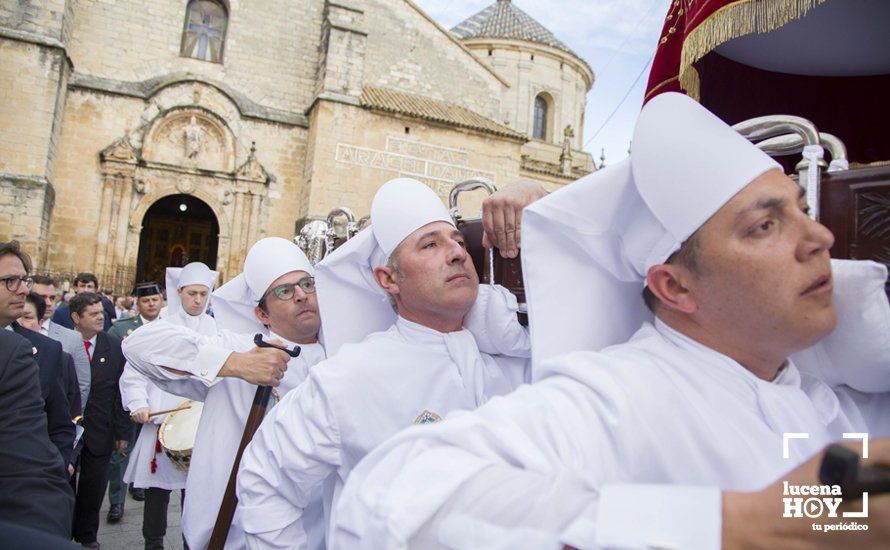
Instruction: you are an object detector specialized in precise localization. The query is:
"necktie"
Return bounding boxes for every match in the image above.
[84,340,92,363]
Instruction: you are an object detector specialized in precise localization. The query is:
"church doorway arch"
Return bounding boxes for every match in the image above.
[135,194,220,285]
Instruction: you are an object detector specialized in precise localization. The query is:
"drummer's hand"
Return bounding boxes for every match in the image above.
[722,439,890,549]
[115,439,129,455]
[68,464,74,477]
[131,407,150,424]
[482,180,548,259]
[219,347,289,387]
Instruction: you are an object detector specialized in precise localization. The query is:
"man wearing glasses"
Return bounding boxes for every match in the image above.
[32,275,92,430]
[122,237,328,550]
[0,241,75,471]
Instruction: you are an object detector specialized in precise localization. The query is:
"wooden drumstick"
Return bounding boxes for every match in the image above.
[147,404,191,418]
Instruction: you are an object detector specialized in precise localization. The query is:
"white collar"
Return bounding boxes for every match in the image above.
[393,316,466,346]
[653,318,799,388]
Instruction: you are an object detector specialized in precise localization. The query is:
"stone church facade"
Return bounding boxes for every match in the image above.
[0,0,594,291]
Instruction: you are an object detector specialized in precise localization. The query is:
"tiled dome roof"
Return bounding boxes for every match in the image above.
[450,0,577,56]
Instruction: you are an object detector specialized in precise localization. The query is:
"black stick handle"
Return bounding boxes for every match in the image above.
[819,443,890,498]
[253,333,301,357]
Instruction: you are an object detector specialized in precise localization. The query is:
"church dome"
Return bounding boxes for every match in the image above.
[450,0,578,57]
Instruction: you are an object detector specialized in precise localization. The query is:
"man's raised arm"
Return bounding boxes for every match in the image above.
[121,318,288,399]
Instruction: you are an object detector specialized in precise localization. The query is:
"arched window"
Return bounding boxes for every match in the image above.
[181,1,228,63]
[533,94,549,140]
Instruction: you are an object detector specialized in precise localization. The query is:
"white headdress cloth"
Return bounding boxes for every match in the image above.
[164,262,219,316]
[316,178,454,355]
[522,93,781,370]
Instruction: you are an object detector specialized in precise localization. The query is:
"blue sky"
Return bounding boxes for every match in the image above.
[411,0,672,166]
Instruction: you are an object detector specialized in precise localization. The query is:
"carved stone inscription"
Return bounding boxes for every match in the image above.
[336,136,496,197]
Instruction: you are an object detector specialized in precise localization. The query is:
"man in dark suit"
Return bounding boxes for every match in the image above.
[21,292,82,419]
[33,275,93,408]
[69,292,131,549]
[53,273,116,332]
[0,242,74,466]
[0,321,75,539]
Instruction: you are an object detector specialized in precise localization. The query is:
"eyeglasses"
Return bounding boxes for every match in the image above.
[263,277,317,302]
[1,275,33,292]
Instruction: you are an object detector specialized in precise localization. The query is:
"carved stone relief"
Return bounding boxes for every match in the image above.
[143,111,230,172]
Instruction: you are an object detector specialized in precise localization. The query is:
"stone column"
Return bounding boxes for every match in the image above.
[315,0,368,101]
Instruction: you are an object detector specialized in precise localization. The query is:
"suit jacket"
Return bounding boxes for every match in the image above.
[107,313,143,341]
[10,323,75,466]
[82,331,130,456]
[0,330,75,539]
[52,295,115,332]
[46,320,91,408]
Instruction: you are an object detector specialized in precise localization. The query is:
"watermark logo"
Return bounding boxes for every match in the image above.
[781,432,869,532]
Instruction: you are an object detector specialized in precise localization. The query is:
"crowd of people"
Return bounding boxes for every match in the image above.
[1,94,888,550]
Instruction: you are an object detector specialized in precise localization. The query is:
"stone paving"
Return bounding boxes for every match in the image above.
[95,489,184,550]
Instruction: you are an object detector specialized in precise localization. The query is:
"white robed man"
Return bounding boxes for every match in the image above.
[122,238,326,549]
[332,93,890,549]
[235,178,533,549]
[120,262,218,549]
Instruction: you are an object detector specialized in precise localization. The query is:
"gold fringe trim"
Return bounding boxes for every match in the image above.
[679,0,826,96]
[684,66,702,101]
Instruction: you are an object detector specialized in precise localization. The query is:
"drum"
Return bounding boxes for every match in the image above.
[158,400,204,473]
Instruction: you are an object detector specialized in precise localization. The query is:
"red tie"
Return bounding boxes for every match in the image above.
[84,341,92,363]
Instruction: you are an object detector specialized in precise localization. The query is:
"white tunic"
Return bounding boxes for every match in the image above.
[120,310,217,491]
[120,367,189,490]
[332,320,890,550]
[236,316,530,550]
[122,318,326,550]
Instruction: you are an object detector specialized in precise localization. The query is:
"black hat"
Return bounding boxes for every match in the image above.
[133,282,163,297]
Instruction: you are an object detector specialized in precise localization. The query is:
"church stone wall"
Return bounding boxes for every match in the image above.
[67,0,323,113]
[303,99,558,222]
[361,0,504,120]
[0,39,65,178]
[0,0,70,42]
[47,81,308,277]
[48,89,145,271]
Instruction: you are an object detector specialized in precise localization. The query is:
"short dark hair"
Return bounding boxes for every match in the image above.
[0,240,33,273]
[69,292,102,317]
[32,274,56,286]
[73,273,99,287]
[642,231,701,313]
[25,292,47,321]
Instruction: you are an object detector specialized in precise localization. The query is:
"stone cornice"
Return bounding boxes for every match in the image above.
[68,72,309,128]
